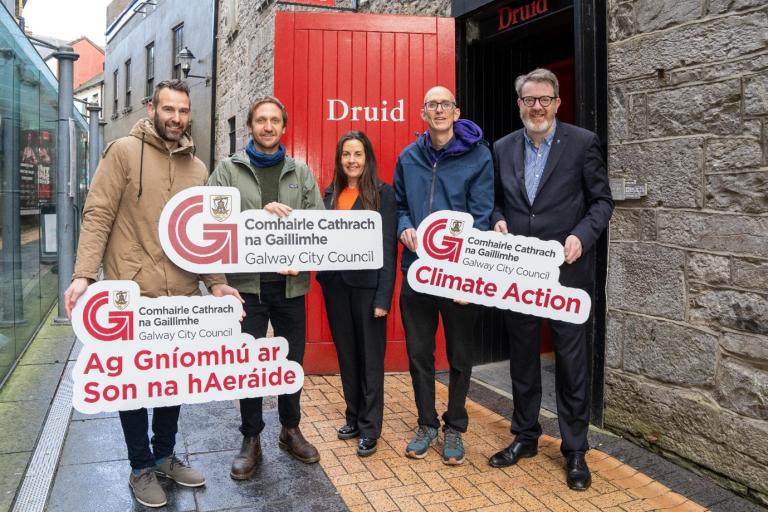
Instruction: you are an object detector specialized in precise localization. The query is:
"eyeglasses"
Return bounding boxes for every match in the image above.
[520,96,557,107]
[424,100,456,111]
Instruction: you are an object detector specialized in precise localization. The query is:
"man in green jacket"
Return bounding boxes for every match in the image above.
[208,96,324,480]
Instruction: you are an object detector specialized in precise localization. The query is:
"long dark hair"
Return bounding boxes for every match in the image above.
[332,131,380,211]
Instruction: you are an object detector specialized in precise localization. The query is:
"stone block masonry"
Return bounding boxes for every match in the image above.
[606,0,768,503]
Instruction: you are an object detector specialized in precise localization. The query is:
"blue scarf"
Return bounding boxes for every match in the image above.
[245,139,286,168]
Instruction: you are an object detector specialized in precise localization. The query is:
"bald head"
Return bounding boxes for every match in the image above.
[421,85,460,142]
[423,86,456,104]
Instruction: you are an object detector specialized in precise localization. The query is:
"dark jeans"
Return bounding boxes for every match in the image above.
[321,275,387,439]
[503,311,590,454]
[239,282,306,437]
[399,278,478,433]
[119,406,180,470]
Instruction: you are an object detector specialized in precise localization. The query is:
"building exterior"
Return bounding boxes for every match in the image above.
[214,0,767,504]
[103,0,216,168]
[74,71,104,118]
[69,37,105,89]
[0,2,89,384]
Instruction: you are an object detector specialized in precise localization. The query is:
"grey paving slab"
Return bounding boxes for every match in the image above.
[471,355,558,413]
[0,363,64,402]
[59,417,129,466]
[0,451,31,512]
[179,401,243,454]
[46,459,197,512]
[710,496,766,512]
[71,409,120,421]
[29,325,75,342]
[190,448,343,512]
[0,400,49,453]
[17,336,74,366]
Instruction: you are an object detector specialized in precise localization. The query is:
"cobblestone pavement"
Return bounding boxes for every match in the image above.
[303,374,711,512]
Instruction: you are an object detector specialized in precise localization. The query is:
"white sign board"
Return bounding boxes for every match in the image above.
[158,186,382,273]
[71,280,304,414]
[407,211,591,324]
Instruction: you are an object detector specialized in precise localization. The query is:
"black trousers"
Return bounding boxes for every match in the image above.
[399,278,478,433]
[503,311,590,454]
[321,275,387,439]
[119,406,180,470]
[239,282,306,437]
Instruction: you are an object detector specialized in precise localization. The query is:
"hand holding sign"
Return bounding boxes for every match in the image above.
[407,211,591,324]
[71,280,304,414]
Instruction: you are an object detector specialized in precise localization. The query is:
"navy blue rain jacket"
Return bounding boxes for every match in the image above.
[393,119,494,271]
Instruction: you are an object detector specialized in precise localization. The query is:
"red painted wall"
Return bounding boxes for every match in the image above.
[70,37,104,89]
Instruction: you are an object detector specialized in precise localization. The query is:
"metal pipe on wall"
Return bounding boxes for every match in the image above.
[86,105,101,182]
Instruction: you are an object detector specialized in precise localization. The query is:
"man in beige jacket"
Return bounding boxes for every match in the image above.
[64,80,241,508]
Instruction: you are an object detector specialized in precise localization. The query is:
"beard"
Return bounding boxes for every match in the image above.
[153,112,185,142]
[520,110,554,134]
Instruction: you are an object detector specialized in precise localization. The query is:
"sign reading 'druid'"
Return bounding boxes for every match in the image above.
[71,280,304,414]
[407,211,591,324]
[159,186,383,274]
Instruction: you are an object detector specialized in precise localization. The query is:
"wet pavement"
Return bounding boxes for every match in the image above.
[2,322,765,511]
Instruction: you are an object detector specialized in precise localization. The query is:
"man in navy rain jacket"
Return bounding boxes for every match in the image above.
[394,85,494,465]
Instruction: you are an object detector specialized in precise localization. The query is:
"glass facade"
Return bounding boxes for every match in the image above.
[0,5,89,383]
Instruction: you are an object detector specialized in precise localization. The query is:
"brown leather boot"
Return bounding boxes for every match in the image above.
[230,435,261,480]
[278,426,320,464]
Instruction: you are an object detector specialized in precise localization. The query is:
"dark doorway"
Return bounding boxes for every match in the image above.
[457,2,575,145]
[453,0,609,425]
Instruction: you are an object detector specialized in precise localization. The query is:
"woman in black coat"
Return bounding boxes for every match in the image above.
[316,131,397,457]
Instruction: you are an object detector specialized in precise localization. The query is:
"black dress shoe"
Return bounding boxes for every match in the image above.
[566,452,591,490]
[488,440,538,468]
[357,437,377,457]
[337,424,359,440]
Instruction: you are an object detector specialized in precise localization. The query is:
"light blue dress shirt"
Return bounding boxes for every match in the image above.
[523,121,557,204]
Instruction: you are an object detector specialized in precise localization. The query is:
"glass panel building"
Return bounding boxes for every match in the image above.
[0,4,89,384]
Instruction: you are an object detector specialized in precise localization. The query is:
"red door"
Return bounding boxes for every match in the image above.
[274,11,455,373]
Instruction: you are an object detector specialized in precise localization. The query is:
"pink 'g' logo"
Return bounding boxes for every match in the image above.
[423,218,463,263]
[82,291,134,341]
[167,195,238,264]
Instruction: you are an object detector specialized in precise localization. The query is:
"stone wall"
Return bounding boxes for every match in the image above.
[605,0,768,502]
[214,0,450,161]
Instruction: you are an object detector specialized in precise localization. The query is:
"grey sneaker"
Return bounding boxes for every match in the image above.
[129,468,167,508]
[442,427,465,465]
[155,454,205,487]
[405,426,438,459]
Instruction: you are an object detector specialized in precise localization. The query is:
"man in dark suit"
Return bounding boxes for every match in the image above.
[487,68,613,490]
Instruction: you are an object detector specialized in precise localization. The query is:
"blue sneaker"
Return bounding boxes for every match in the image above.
[405,426,438,459]
[442,427,465,465]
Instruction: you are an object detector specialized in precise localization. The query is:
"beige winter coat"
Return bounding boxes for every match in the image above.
[73,118,225,297]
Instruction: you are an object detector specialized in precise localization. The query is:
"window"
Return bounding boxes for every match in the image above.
[112,69,118,115]
[172,23,184,79]
[228,117,236,155]
[145,42,155,99]
[124,59,132,109]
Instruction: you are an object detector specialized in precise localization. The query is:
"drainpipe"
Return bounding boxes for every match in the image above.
[86,104,101,182]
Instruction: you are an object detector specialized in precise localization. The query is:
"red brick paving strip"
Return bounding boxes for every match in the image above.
[301,374,705,511]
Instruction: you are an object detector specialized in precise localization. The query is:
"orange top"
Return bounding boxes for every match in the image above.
[337,187,359,210]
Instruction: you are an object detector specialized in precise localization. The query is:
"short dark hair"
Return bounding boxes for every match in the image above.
[515,68,560,98]
[247,96,288,128]
[151,79,191,106]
